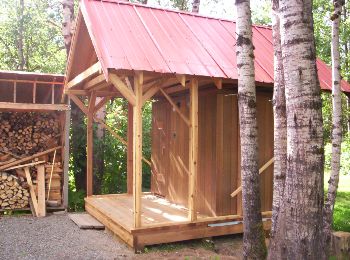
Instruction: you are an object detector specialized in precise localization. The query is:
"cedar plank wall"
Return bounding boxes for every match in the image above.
[151,86,273,216]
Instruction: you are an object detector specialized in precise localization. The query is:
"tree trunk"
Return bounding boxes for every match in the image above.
[18,0,25,70]
[324,0,343,256]
[234,1,267,259]
[192,0,200,13]
[344,4,350,133]
[93,97,106,194]
[62,0,74,55]
[268,0,325,259]
[270,0,287,237]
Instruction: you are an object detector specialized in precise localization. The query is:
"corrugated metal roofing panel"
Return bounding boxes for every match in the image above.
[80,0,350,92]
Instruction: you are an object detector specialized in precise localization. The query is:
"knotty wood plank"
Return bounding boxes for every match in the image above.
[188,79,198,221]
[36,165,46,217]
[69,213,105,229]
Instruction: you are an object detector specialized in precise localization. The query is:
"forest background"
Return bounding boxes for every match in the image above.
[0,0,349,231]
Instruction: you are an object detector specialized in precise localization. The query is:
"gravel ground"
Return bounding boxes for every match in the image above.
[0,213,243,260]
[0,213,133,260]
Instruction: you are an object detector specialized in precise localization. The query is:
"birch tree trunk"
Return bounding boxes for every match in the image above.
[62,0,74,55]
[18,0,25,70]
[192,0,200,13]
[235,1,267,258]
[324,0,344,255]
[270,0,286,237]
[268,0,325,259]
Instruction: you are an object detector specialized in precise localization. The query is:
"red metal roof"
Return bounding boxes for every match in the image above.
[79,0,350,92]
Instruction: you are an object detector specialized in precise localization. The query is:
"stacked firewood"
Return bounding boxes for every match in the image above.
[0,172,29,209]
[0,112,60,156]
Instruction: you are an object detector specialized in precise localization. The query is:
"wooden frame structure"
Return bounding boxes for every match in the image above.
[0,70,70,209]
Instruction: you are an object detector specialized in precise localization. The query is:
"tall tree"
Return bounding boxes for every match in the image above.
[268,0,325,258]
[269,0,286,236]
[62,0,74,55]
[191,0,200,13]
[235,0,267,259]
[18,0,25,70]
[323,0,344,255]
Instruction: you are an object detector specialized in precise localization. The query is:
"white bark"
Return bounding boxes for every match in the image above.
[192,0,200,13]
[235,0,267,258]
[324,0,343,255]
[268,0,325,259]
[62,0,74,55]
[270,0,286,237]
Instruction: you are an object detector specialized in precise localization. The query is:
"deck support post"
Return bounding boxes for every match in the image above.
[87,92,96,197]
[127,103,134,194]
[133,72,143,228]
[188,79,198,221]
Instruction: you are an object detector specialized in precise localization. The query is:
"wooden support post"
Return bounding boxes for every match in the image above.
[37,165,46,217]
[33,82,37,103]
[63,106,70,209]
[127,103,134,195]
[13,81,16,103]
[133,73,143,228]
[188,79,198,221]
[51,83,55,104]
[87,93,96,196]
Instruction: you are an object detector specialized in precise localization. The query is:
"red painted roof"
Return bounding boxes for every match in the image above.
[80,0,350,92]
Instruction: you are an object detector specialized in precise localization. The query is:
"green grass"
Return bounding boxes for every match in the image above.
[324,173,350,232]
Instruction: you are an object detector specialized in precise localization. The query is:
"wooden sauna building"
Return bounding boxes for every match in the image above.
[0,70,70,212]
[63,0,350,249]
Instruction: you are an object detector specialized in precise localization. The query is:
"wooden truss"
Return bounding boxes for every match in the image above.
[67,68,200,228]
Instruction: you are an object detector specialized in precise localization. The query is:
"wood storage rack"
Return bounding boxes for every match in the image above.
[0,70,69,214]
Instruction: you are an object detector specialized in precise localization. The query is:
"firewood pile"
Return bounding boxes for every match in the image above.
[0,111,64,213]
[0,172,29,210]
[0,112,60,156]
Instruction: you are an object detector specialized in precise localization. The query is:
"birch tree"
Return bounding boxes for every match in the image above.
[268,0,325,258]
[269,0,286,237]
[235,0,267,258]
[191,0,200,13]
[323,0,344,254]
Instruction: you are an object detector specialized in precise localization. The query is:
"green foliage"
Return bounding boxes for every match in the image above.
[68,188,85,212]
[251,0,271,26]
[0,0,66,73]
[325,135,350,175]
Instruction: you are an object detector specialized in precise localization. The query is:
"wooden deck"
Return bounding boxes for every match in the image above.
[85,193,272,249]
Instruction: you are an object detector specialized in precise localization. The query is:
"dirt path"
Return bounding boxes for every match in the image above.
[0,213,242,259]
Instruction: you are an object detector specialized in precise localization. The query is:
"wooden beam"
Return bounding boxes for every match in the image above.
[93,96,111,115]
[231,157,275,198]
[142,85,159,105]
[127,103,133,195]
[133,73,143,228]
[51,83,55,104]
[0,102,69,111]
[176,74,186,87]
[84,74,106,90]
[65,89,119,97]
[109,73,136,106]
[5,160,45,171]
[13,82,16,103]
[33,82,37,103]
[159,88,190,126]
[24,167,38,217]
[213,78,222,89]
[36,165,46,217]
[188,79,198,222]
[0,146,61,171]
[66,62,102,89]
[68,95,88,115]
[86,93,95,197]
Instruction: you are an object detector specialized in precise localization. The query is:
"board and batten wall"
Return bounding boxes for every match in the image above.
[151,86,273,217]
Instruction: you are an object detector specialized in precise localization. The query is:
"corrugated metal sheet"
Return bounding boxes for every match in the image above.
[80,0,350,92]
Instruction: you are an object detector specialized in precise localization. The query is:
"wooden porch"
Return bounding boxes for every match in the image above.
[85,193,272,250]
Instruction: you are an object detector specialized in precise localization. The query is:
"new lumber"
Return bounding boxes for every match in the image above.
[36,165,46,217]
[84,74,106,90]
[86,93,95,196]
[0,146,61,171]
[159,88,190,126]
[5,161,46,171]
[133,73,143,228]
[109,73,136,106]
[231,157,275,198]
[188,79,198,221]
[66,62,102,89]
